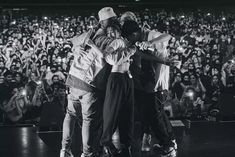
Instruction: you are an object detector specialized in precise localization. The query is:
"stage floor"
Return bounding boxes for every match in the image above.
[1,121,235,157]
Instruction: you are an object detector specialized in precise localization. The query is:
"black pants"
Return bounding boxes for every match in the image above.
[141,91,175,147]
[101,72,134,148]
[134,89,151,135]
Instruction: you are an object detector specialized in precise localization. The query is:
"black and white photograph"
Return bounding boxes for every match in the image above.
[0,0,235,157]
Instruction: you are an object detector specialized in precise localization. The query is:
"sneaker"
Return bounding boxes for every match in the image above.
[172,139,177,150]
[161,146,177,157]
[141,133,151,152]
[112,129,121,151]
[102,143,119,156]
[60,149,74,157]
[112,129,120,141]
[153,140,177,151]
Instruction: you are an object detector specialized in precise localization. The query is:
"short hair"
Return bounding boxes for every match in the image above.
[182,72,189,78]
[121,20,140,38]
[120,11,137,25]
[52,74,59,81]
[106,20,122,33]
[189,72,198,79]
[174,71,182,77]
[51,82,66,90]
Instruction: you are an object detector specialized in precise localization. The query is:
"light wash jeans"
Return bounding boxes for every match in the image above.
[61,87,104,157]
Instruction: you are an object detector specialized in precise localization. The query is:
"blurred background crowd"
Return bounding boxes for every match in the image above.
[0,7,235,126]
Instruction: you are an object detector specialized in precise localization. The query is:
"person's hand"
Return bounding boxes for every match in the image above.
[138,41,152,50]
[128,45,137,56]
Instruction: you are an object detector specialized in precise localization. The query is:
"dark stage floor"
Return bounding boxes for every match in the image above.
[1,121,235,157]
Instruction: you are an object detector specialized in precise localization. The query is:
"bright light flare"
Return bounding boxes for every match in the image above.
[21,89,27,96]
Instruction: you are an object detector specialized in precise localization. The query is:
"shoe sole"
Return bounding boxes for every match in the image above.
[160,149,177,157]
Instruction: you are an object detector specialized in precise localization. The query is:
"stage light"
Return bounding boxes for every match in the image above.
[58,58,62,62]
[53,23,59,29]
[181,15,185,18]
[207,13,211,16]
[222,17,226,20]
[36,80,42,85]
[118,5,127,8]
[21,89,27,96]
[11,20,16,25]
[186,90,194,98]
[20,127,30,147]
[47,67,51,72]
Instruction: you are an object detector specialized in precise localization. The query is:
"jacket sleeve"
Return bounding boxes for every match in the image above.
[104,39,135,65]
[148,30,171,60]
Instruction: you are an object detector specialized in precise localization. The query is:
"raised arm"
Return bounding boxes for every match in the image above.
[135,50,173,66]
[149,33,172,45]
[104,39,136,65]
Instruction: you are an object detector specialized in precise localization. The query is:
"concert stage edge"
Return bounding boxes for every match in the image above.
[1,120,235,157]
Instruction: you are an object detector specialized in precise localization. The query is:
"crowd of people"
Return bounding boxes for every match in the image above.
[0,6,234,157]
[0,7,234,124]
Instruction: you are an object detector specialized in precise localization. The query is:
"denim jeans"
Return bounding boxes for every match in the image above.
[61,87,104,157]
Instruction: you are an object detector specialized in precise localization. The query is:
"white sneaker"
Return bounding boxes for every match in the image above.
[153,140,177,151]
[112,129,121,151]
[112,129,120,141]
[160,147,177,157]
[163,149,177,157]
[60,149,74,157]
[172,139,177,150]
[141,133,151,152]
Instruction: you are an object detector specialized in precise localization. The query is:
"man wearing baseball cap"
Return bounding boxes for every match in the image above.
[60,7,118,157]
